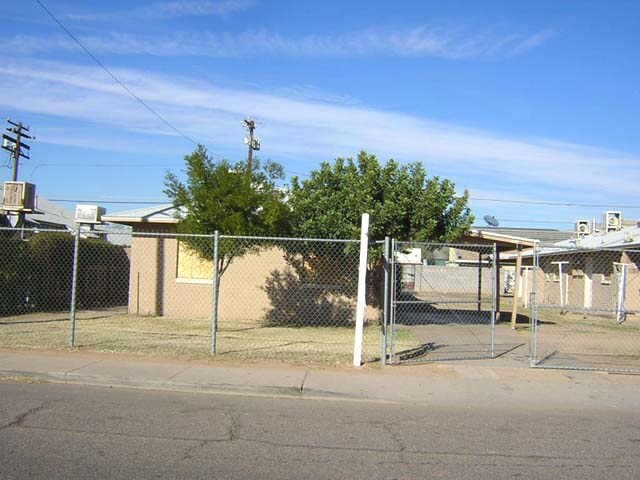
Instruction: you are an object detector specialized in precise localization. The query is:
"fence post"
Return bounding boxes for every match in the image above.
[614,262,629,324]
[477,251,483,312]
[490,243,497,358]
[353,213,370,367]
[69,227,80,347]
[390,238,397,363]
[210,230,220,355]
[529,242,539,366]
[381,236,391,366]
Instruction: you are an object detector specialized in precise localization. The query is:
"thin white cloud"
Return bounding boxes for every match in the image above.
[0,59,637,203]
[63,0,255,21]
[0,25,553,60]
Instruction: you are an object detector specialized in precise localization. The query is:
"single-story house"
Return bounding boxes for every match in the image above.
[524,226,640,317]
[102,205,369,324]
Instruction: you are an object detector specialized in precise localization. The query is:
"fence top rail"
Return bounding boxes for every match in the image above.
[127,231,361,243]
[0,227,134,236]
[395,241,496,249]
[133,231,211,239]
[219,234,360,243]
[535,245,640,256]
[0,226,74,234]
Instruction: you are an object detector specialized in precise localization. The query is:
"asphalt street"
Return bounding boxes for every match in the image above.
[1,380,639,479]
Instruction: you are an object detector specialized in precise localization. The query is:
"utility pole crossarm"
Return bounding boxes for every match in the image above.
[242,118,260,174]
[3,120,34,182]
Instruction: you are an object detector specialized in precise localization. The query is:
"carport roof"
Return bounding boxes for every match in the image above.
[462,228,539,250]
[462,227,575,250]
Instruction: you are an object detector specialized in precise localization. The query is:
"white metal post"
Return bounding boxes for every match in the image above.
[353,213,370,367]
[521,266,533,309]
[69,227,80,347]
[530,244,540,365]
[614,263,631,324]
[552,261,569,309]
[490,243,497,358]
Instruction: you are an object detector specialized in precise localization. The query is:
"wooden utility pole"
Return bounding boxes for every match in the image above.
[2,120,34,181]
[242,118,260,173]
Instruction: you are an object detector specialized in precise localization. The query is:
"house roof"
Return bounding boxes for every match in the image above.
[470,226,574,244]
[101,204,183,225]
[547,226,640,251]
[463,228,543,250]
[502,226,640,260]
[29,196,76,229]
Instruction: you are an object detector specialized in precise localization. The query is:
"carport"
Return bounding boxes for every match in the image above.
[461,229,538,328]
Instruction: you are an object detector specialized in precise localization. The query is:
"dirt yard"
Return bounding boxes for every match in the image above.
[2,306,638,371]
[0,308,419,366]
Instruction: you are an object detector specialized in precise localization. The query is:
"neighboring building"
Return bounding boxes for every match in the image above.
[0,186,132,246]
[527,226,640,315]
[494,223,640,317]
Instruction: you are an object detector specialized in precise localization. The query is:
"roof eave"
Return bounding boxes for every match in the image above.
[101,216,180,225]
[466,229,538,248]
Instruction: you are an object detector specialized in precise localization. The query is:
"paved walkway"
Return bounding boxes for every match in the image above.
[1,348,638,410]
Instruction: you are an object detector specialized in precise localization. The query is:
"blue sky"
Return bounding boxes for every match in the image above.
[1,0,639,229]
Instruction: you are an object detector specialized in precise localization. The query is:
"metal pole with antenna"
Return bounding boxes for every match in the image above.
[242,118,260,174]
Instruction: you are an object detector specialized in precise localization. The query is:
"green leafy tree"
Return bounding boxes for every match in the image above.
[289,150,473,244]
[279,151,473,311]
[164,145,290,274]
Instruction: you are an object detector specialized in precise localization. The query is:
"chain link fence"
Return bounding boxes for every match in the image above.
[385,241,512,363]
[531,244,640,372]
[212,235,378,363]
[0,227,131,350]
[0,228,378,365]
[11,225,638,372]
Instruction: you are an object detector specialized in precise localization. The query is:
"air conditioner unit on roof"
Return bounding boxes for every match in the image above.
[575,220,590,235]
[604,211,622,233]
[2,181,36,212]
[75,204,106,224]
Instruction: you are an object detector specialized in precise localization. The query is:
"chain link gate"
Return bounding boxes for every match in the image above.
[383,240,498,364]
[530,244,640,373]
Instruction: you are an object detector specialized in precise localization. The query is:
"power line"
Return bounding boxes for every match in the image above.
[468,196,640,209]
[33,161,310,178]
[498,219,575,225]
[49,199,167,205]
[33,0,199,147]
[33,162,176,168]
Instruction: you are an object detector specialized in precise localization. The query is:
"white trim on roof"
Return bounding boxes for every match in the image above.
[467,229,539,247]
[101,204,183,224]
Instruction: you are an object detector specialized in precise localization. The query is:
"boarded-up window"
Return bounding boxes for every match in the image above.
[176,241,213,280]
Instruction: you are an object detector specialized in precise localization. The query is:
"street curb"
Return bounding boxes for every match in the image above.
[0,369,370,403]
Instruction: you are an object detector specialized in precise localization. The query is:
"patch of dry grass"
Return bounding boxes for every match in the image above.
[0,311,420,366]
[533,308,640,365]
